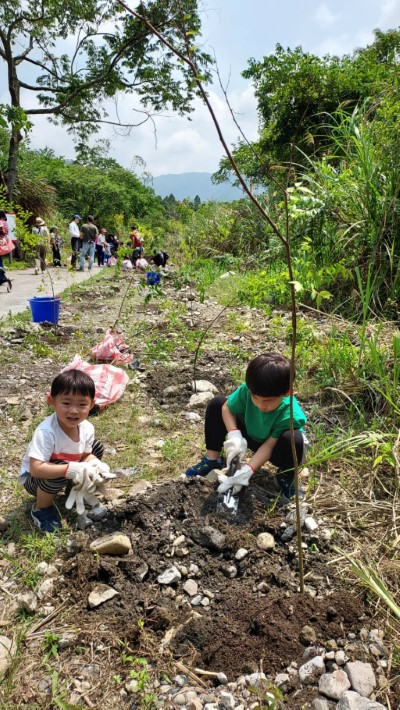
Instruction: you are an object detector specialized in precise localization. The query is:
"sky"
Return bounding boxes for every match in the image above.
[4,0,400,178]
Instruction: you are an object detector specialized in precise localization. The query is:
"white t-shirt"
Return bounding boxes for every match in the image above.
[20,413,94,481]
[68,221,81,239]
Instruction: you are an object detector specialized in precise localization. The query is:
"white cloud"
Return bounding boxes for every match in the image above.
[316,29,374,56]
[378,0,400,27]
[313,3,340,29]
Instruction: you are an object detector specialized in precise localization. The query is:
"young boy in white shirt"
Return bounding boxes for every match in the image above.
[20,370,110,532]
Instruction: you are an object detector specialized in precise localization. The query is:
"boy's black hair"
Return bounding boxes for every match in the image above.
[245,353,292,397]
[51,370,95,400]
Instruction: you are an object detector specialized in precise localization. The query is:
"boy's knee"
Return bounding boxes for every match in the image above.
[279,430,304,456]
[206,395,226,414]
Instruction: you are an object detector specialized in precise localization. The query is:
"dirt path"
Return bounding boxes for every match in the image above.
[0,266,99,319]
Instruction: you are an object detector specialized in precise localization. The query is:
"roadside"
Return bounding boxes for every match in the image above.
[0,266,101,319]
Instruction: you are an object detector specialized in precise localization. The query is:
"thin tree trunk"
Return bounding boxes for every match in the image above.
[6,129,22,201]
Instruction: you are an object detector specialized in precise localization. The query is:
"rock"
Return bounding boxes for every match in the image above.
[319,669,351,700]
[189,392,215,408]
[345,661,376,698]
[87,504,108,522]
[275,672,290,690]
[163,385,181,397]
[126,679,140,693]
[192,526,226,551]
[16,591,38,614]
[128,480,153,497]
[136,562,149,581]
[157,566,181,585]
[35,561,49,575]
[281,525,296,542]
[325,639,338,651]
[245,672,267,688]
[40,605,55,617]
[173,535,186,547]
[58,633,77,650]
[256,532,275,550]
[103,487,125,501]
[305,516,319,532]
[312,699,332,710]
[0,636,16,679]
[183,579,198,597]
[174,693,186,706]
[336,650,347,666]
[37,578,54,600]
[337,691,386,709]
[217,673,228,684]
[299,655,325,684]
[88,584,119,608]
[220,691,235,708]
[90,533,132,556]
[235,548,249,561]
[190,595,202,606]
[300,625,317,645]
[0,516,8,532]
[183,412,202,422]
[191,380,218,394]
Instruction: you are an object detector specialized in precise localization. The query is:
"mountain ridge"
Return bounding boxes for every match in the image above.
[150,171,244,202]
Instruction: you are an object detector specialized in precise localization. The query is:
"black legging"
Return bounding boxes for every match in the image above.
[205,396,304,487]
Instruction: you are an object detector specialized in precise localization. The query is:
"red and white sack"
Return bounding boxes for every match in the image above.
[62,355,129,410]
[91,328,133,365]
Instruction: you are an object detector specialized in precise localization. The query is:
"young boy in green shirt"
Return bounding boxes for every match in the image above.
[184,352,307,499]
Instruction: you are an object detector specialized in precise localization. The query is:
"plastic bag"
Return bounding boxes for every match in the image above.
[62,355,129,410]
[91,328,133,365]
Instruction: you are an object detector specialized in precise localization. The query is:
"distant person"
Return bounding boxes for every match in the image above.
[103,241,112,265]
[130,224,144,261]
[49,226,62,267]
[107,233,119,255]
[96,228,106,267]
[68,214,81,269]
[32,217,50,274]
[78,216,98,271]
[0,211,10,272]
[152,249,169,268]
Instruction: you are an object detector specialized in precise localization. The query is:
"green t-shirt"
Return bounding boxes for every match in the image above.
[227,383,307,443]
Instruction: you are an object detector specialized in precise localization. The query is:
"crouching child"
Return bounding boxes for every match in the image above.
[184,352,307,500]
[20,369,112,532]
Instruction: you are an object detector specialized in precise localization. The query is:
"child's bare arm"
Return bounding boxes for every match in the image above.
[248,437,278,471]
[222,401,238,432]
[29,458,68,479]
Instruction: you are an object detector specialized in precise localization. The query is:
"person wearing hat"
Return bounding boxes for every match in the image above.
[32,217,50,273]
[78,215,98,271]
[49,226,63,267]
[68,214,82,269]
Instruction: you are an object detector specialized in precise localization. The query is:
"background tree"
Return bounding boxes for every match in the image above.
[0,0,211,200]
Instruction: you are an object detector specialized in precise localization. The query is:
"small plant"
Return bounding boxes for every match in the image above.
[43,631,61,660]
[248,679,284,709]
[50,670,83,710]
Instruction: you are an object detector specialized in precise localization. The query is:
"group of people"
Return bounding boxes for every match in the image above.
[68,215,120,271]
[21,352,307,532]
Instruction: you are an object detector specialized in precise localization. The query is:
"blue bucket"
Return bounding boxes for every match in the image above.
[146,271,161,286]
[29,296,61,324]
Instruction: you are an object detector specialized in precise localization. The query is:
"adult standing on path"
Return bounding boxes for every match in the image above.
[78,216,98,272]
[96,228,106,267]
[32,217,49,274]
[68,214,82,270]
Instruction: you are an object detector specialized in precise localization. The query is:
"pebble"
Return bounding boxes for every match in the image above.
[0,636,16,680]
[88,584,119,608]
[299,655,325,684]
[235,548,249,561]
[220,691,235,708]
[245,672,266,688]
[345,661,376,698]
[183,579,198,597]
[336,691,386,709]
[256,532,275,550]
[190,595,202,606]
[281,525,296,542]
[128,480,153,497]
[183,412,202,422]
[300,625,317,645]
[312,699,331,710]
[319,669,351,700]
[0,516,8,532]
[192,380,218,394]
[35,561,49,575]
[37,578,54,600]
[87,504,108,522]
[16,591,38,614]
[193,526,226,551]
[90,533,132,556]
[189,392,215,407]
[304,516,319,532]
[157,566,182,585]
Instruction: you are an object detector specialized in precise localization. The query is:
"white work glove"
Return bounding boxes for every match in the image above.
[84,458,116,492]
[217,463,254,494]
[223,429,247,467]
[65,462,95,486]
[65,465,92,515]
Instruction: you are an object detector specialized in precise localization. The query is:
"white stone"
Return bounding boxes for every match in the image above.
[190,595,202,606]
[256,532,275,550]
[305,516,319,532]
[183,411,202,422]
[35,561,49,575]
[275,673,290,687]
[173,535,186,547]
[345,662,376,698]
[319,669,351,700]
[336,650,347,666]
[220,691,235,709]
[312,699,331,710]
[191,380,218,394]
[90,533,132,556]
[337,691,386,709]
[88,585,119,608]
[37,578,54,600]
[299,655,325,684]
[125,679,139,693]
[189,392,215,408]
[183,579,198,597]
[0,636,16,679]
[245,672,267,688]
[16,592,38,614]
[157,566,181,585]
[235,548,249,561]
